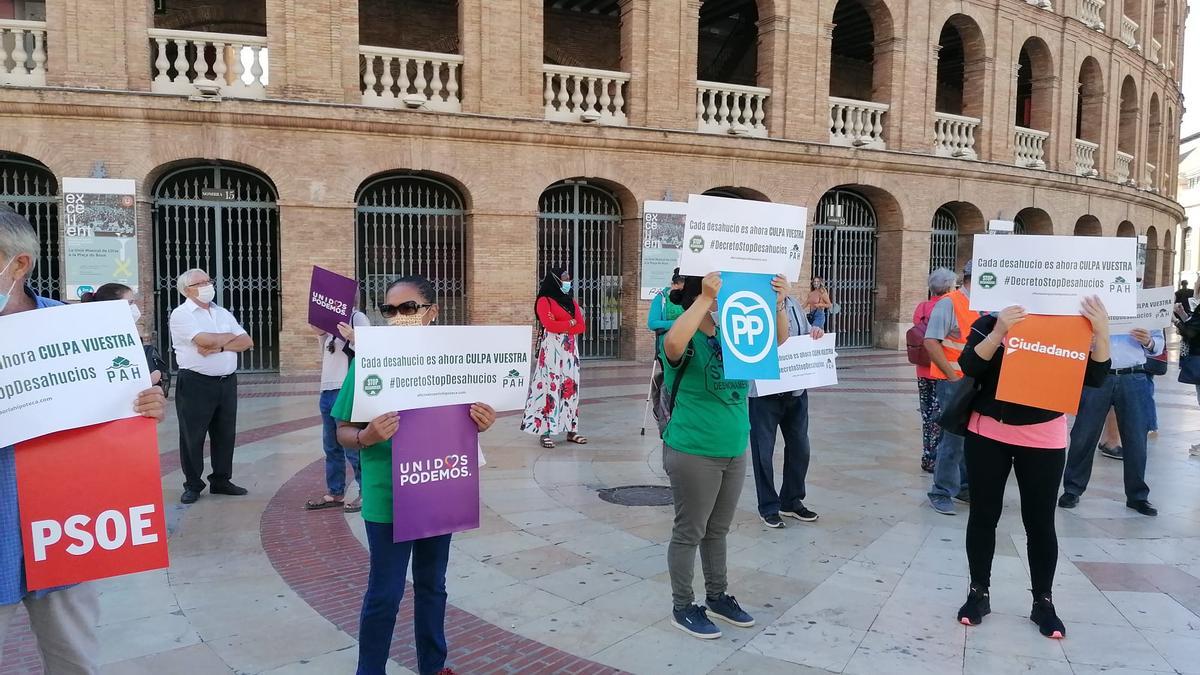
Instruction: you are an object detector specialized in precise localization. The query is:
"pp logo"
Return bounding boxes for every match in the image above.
[720,291,775,363]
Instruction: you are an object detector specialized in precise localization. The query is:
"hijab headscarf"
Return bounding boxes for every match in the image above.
[536,266,575,315]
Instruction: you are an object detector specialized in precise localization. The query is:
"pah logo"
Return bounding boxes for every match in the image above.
[1109,276,1132,294]
[502,369,525,389]
[720,291,775,364]
[105,356,142,384]
[362,374,383,397]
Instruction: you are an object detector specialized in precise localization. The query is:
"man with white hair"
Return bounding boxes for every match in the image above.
[169,268,254,504]
[0,206,166,673]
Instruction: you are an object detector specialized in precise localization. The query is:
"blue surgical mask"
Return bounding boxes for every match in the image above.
[0,257,16,314]
[561,281,572,294]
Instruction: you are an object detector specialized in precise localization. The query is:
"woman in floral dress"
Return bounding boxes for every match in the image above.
[522,267,587,448]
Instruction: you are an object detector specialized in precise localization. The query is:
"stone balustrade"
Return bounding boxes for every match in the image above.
[361,46,463,112]
[933,112,980,159]
[1074,139,1099,176]
[543,65,630,126]
[149,29,267,99]
[696,81,771,137]
[829,97,889,150]
[1014,126,1049,168]
[0,20,46,87]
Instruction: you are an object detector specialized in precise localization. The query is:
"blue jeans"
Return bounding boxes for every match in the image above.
[358,522,453,675]
[1064,372,1151,502]
[749,392,811,517]
[1145,375,1158,432]
[928,379,968,500]
[321,389,361,496]
[808,308,827,330]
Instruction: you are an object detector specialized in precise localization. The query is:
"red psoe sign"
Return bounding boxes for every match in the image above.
[14,417,169,590]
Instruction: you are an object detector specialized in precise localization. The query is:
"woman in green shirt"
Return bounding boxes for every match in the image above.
[333,275,496,675]
[660,271,789,640]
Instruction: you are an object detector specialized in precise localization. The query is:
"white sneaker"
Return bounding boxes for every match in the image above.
[1189,444,1200,457]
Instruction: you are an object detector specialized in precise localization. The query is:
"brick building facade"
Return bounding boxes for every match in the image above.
[0,0,1186,372]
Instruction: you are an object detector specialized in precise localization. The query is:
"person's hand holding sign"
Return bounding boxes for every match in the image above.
[771,274,791,309]
[337,322,356,344]
[1079,295,1112,363]
[810,327,825,340]
[133,380,167,422]
[1130,328,1153,349]
[361,412,400,446]
[702,271,722,301]
[993,305,1028,339]
[470,403,496,432]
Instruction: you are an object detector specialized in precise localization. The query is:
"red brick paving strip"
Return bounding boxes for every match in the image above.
[262,459,628,674]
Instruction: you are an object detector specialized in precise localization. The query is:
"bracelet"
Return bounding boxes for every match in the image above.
[355,428,364,449]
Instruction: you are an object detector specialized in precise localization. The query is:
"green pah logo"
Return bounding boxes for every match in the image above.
[688,235,706,253]
[363,374,383,397]
[502,369,525,389]
[105,355,142,384]
[977,272,998,289]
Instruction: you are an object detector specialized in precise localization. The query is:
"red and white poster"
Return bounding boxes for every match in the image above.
[14,417,169,590]
[996,315,1094,415]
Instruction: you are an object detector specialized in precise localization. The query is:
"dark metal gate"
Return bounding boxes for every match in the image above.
[0,155,59,299]
[152,165,281,372]
[356,175,467,324]
[811,189,877,348]
[537,181,622,359]
[930,207,958,273]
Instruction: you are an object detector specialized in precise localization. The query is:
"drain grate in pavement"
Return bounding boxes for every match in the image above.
[598,484,673,506]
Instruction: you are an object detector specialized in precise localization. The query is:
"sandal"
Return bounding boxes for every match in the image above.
[540,436,556,449]
[344,498,362,513]
[567,433,588,445]
[304,495,344,511]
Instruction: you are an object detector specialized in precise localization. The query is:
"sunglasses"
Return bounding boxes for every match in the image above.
[378,301,434,318]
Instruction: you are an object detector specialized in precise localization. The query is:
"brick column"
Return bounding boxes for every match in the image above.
[874,36,911,151]
[778,7,822,142]
[466,210,537,327]
[967,56,995,161]
[874,226,929,350]
[263,0,358,103]
[277,202,356,373]
[45,0,148,89]
[459,0,544,118]
[757,14,790,140]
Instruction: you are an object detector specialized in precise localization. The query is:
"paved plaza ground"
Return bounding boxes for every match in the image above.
[4,350,1200,674]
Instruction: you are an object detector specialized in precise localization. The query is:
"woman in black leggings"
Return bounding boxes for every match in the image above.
[955,298,1111,638]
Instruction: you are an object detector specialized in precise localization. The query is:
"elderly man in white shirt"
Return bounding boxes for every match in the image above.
[169,268,255,504]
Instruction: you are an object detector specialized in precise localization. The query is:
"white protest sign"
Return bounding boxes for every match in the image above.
[678,194,808,281]
[0,301,151,448]
[987,220,1015,234]
[753,333,838,396]
[970,234,1137,316]
[1110,286,1175,331]
[351,325,533,421]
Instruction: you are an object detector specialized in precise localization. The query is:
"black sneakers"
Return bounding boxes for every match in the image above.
[780,505,819,522]
[957,585,991,626]
[1126,500,1158,516]
[1057,493,1079,509]
[1031,595,1066,639]
[760,513,786,528]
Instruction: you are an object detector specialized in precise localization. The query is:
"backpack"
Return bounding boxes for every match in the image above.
[652,348,693,438]
[906,299,937,367]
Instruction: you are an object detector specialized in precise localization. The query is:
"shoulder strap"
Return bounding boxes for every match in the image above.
[668,345,693,411]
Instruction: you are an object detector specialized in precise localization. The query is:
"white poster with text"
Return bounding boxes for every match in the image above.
[1109,286,1175,331]
[351,325,533,421]
[753,333,838,396]
[640,201,688,299]
[678,194,807,281]
[969,234,1137,316]
[0,301,150,448]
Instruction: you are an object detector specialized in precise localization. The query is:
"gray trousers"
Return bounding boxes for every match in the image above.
[0,584,99,675]
[663,444,746,611]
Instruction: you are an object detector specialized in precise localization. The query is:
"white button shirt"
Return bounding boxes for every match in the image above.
[169,299,247,376]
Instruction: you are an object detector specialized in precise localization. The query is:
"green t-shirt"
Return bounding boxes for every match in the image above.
[331,361,394,524]
[663,296,684,321]
[662,331,749,458]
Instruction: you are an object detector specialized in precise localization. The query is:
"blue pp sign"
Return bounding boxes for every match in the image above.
[717,272,779,380]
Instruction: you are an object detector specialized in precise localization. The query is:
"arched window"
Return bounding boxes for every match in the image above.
[1073,215,1102,236]
[695,0,769,136]
[933,16,986,159]
[1074,57,1104,176]
[1122,0,1144,49]
[0,153,59,299]
[828,0,893,149]
[1148,94,1162,189]
[1014,38,1053,168]
[1014,208,1053,235]
[356,173,468,325]
[1117,76,1139,184]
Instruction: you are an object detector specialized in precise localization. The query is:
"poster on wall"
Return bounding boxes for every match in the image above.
[640,201,688,299]
[62,178,138,301]
[1136,235,1148,284]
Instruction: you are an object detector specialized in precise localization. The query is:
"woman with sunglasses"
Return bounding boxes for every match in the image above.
[332,276,497,675]
[521,266,587,448]
[305,306,370,513]
[80,282,169,394]
[661,271,789,640]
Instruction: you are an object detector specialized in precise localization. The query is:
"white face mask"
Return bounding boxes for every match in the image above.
[195,284,216,304]
[0,256,15,314]
[129,303,141,323]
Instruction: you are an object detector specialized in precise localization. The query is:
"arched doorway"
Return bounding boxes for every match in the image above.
[930,207,958,272]
[702,186,770,201]
[1014,208,1052,235]
[1073,215,1102,236]
[152,163,281,372]
[1117,220,1136,238]
[355,173,467,325]
[811,189,877,348]
[0,153,59,299]
[537,180,622,359]
[934,15,986,158]
[1144,226,1160,286]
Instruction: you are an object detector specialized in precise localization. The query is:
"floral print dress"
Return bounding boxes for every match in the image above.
[521,332,581,436]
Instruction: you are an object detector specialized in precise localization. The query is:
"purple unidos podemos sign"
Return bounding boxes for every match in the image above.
[308,266,358,335]
[391,404,481,542]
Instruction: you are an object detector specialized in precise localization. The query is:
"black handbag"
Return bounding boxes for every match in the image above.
[1180,355,1200,385]
[935,376,980,436]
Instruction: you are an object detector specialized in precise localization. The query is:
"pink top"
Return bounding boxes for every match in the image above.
[968,412,1067,450]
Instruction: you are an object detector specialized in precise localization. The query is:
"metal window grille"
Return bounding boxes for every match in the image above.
[811,189,877,349]
[930,207,958,273]
[355,174,467,325]
[537,181,623,359]
[152,165,281,373]
[0,155,60,299]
